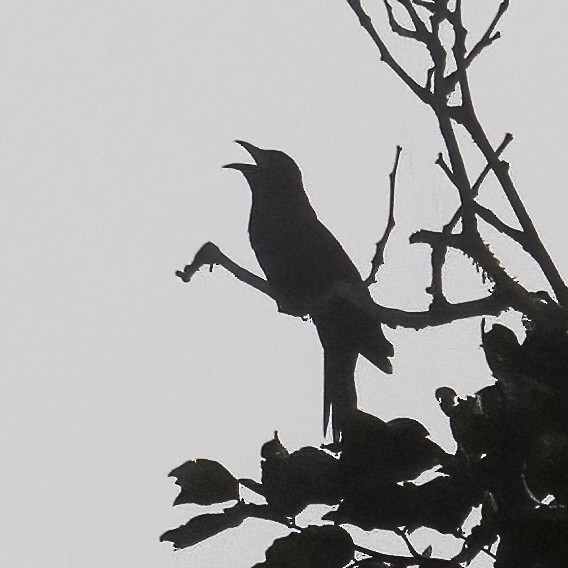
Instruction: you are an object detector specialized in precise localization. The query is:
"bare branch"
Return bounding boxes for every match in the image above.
[450,1,474,110]
[395,0,431,39]
[384,1,421,41]
[471,132,513,197]
[427,239,448,308]
[443,1,510,95]
[365,146,402,285]
[412,0,437,11]
[436,114,475,231]
[466,0,509,63]
[426,65,435,91]
[177,243,512,330]
[354,541,458,567]
[444,133,513,234]
[409,229,565,322]
[336,275,509,329]
[463,114,568,305]
[436,152,459,188]
[474,202,526,245]
[379,294,508,329]
[346,0,436,108]
[394,527,422,558]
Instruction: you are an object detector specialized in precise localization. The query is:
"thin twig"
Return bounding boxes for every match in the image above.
[436,153,459,188]
[242,502,458,567]
[384,1,422,41]
[443,0,510,92]
[413,0,437,11]
[454,532,498,560]
[365,146,402,285]
[471,133,513,197]
[410,229,564,322]
[464,115,568,305]
[445,0,560,300]
[394,527,422,558]
[346,0,436,108]
[354,542,456,567]
[467,0,509,62]
[474,202,526,245]
[445,132,513,233]
[395,0,431,40]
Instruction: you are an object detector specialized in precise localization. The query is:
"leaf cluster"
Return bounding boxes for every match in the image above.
[162,319,568,567]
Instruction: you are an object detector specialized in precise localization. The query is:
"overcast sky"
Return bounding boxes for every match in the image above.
[2,2,568,567]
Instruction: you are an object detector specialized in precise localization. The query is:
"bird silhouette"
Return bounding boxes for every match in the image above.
[224,141,393,443]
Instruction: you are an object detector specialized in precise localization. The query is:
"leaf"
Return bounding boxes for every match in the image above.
[326,481,416,531]
[160,503,248,549]
[261,440,340,516]
[340,410,447,490]
[454,493,498,564]
[252,525,354,568]
[409,474,482,535]
[261,431,289,460]
[436,385,501,460]
[520,323,568,391]
[498,509,568,566]
[524,432,568,505]
[169,459,239,505]
[482,323,521,378]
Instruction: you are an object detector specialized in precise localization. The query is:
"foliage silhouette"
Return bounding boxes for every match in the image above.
[168,2,568,566]
[168,459,239,506]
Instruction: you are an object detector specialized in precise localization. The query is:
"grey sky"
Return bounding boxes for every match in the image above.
[2,2,568,567]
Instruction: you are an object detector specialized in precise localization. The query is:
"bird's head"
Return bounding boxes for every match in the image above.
[223,140,303,193]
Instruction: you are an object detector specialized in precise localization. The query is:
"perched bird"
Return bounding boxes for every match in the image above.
[224,141,393,443]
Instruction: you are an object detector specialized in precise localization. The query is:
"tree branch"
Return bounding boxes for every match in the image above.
[410,229,566,323]
[354,542,458,567]
[384,1,422,41]
[436,152,459,188]
[365,145,401,285]
[443,0,510,92]
[463,114,568,306]
[396,0,430,36]
[346,0,435,107]
[466,0,509,63]
[474,202,526,245]
[412,0,437,12]
[176,242,278,304]
[394,527,422,558]
[471,132,513,198]
[444,133,513,234]
[241,503,458,567]
[177,242,511,329]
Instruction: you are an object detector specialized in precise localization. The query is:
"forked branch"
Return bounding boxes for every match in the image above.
[347,0,568,311]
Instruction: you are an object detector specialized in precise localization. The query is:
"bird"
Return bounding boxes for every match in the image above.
[224,140,393,443]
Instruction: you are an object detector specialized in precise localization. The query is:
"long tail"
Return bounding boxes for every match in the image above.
[313,296,393,442]
[322,344,358,444]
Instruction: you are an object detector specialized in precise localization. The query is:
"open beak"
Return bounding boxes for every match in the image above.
[223,140,265,172]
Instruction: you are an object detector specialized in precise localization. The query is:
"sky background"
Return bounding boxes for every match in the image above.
[2,2,568,567]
